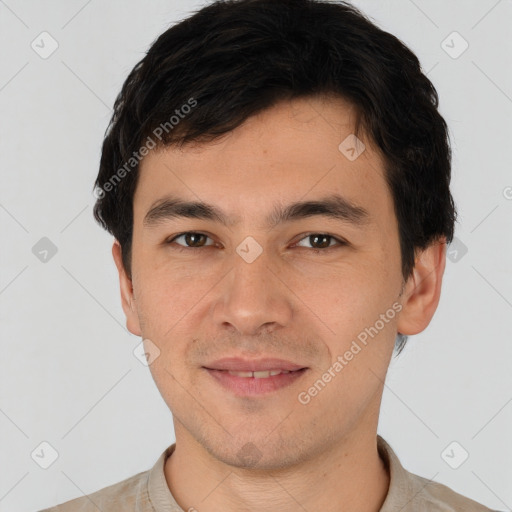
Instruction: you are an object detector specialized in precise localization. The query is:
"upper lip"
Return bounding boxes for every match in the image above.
[203,357,307,372]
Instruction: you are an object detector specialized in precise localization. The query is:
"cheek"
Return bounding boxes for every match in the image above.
[290,256,380,319]
[132,265,220,371]
[306,256,400,353]
[134,252,210,310]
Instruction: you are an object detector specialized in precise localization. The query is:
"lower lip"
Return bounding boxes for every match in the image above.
[204,368,308,396]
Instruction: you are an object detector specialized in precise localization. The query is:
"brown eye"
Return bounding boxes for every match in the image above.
[295,233,346,251]
[168,232,214,248]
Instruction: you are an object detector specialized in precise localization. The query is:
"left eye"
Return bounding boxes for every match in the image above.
[295,233,345,250]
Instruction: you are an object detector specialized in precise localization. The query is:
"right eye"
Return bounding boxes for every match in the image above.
[166,232,216,250]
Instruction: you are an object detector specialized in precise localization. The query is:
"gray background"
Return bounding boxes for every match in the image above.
[1,1,511,511]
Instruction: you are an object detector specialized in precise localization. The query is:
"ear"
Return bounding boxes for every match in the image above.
[112,240,142,336]
[396,237,447,336]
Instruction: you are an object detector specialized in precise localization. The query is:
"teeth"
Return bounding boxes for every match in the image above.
[227,370,253,377]
[254,370,271,378]
[227,369,291,378]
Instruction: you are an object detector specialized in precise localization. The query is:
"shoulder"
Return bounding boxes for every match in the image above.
[406,471,497,512]
[377,436,496,512]
[37,469,151,512]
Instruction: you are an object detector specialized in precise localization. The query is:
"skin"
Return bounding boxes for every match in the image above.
[112,95,446,512]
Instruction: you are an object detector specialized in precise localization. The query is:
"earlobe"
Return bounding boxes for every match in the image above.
[396,238,447,336]
[112,240,142,336]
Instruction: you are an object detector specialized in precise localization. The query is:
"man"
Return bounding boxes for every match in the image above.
[40,0,496,510]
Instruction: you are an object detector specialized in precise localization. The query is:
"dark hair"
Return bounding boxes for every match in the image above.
[93,0,457,355]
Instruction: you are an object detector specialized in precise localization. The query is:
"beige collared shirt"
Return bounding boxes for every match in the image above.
[39,435,496,511]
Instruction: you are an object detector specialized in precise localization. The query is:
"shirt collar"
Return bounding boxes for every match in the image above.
[377,435,427,511]
[147,444,179,511]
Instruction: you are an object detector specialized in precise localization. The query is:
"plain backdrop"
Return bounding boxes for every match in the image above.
[1,1,511,511]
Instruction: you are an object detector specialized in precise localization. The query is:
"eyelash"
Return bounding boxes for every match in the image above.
[165,232,347,254]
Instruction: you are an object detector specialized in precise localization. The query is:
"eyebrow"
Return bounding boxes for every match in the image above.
[143,193,371,230]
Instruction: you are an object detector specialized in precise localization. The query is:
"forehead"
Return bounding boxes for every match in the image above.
[133,96,392,229]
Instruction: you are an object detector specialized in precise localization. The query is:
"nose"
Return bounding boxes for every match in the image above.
[212,246,294,336]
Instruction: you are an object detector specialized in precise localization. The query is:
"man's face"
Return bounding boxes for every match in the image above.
[121,96,407,469]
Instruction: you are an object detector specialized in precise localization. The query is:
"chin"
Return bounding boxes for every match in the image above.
[202,434,311,472]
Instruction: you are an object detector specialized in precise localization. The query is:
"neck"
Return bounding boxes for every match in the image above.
[164,426,390,512]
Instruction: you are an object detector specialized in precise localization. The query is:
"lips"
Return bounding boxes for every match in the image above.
[203,357,307,373]
[205,365,308,396]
